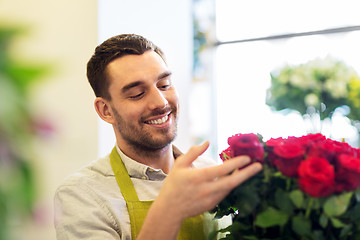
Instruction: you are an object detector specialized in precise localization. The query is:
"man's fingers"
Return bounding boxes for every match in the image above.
[201,155,252,181]
[176,141,210,168]
[196,161,263,212]
[211,162,263,192]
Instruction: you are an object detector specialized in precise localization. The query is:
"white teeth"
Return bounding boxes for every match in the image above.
[148,115,168,125]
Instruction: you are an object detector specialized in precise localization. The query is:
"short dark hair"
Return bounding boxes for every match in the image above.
[86,34,165,100]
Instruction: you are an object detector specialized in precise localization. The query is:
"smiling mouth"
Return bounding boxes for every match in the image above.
[145,114,169,125]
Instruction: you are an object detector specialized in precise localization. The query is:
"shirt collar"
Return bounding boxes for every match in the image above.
[115,145,167,181]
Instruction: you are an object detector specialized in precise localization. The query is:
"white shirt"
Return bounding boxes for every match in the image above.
[54,146,230,240]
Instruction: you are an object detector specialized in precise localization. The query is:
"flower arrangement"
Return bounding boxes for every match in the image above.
[266,57,360,127]
[212,133,360,240]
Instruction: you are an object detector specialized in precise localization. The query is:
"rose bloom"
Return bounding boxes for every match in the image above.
[299,135,352,164]
[298,133,326,147]
[266,137,285,149]
[266,137,285,167]
[326,139,353,154]
[335,154,360,192]
[228,133,264,162]
[298,157,335,198]
[267,136,311,151]
[357,148,360,158]
[270,142,306,177]
[306,141,338,163]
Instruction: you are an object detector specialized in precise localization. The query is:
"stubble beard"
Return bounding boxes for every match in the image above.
[112,106,178,155]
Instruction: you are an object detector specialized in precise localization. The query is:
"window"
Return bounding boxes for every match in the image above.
[192,0,360,157]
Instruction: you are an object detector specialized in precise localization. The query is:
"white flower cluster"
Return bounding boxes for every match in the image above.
[274,56,357,107]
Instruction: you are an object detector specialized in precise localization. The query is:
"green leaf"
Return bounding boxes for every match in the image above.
[311,230,326,240]
[241,236,259,240]
[324,192,353,217]
[232,180,261,217]
[319,213,328,228]
[254,207,289,228]
[355,189,360,201]
[292,214,311,236]
[330,217,345,228]
[275,189,294,214]
[349,203,360,221]
[217,220,252,235]
[339,224,353,238]
[5,62,52,93]
[289,190,304,208]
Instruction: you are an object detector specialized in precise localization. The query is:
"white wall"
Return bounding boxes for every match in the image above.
[97,0,194,156]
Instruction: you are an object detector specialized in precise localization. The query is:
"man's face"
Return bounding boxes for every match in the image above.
[105,51,179,151]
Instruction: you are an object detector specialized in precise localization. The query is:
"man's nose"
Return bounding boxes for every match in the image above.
[148,88,168,110]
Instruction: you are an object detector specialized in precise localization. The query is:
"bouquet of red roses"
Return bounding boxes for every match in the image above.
[212,133,360,240]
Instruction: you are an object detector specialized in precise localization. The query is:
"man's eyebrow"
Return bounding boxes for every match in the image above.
[158,71,172,80]
[121,81,144,93]
[121,71,172,93]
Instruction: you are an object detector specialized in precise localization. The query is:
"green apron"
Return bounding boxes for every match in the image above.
[110,147,208,239]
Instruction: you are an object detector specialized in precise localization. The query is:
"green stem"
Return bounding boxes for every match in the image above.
[263,165,271,183]
[305,197,314,219]
[286,178,291,191]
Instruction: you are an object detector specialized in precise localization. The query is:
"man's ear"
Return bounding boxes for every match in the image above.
[94,97,115,124]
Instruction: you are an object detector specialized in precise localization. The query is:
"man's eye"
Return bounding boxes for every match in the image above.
[129,92,144,99]
[159,84,170,90]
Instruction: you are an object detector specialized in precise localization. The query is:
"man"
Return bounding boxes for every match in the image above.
[54,34,262,240]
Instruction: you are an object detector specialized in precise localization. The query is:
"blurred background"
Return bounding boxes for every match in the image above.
[0,0,360,239]
[0,0,98,239]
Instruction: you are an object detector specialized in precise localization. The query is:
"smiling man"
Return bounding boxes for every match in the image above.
[54,34,262,240]
[98,50,178,173]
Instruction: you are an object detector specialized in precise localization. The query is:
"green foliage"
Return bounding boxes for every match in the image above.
[211,161,360,240]
[289,190,304,208]
[254,207,289,228]
[323,192,353,217]
[0,24,51,240]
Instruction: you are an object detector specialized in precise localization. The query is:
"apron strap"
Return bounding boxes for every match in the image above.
[110,147,139,202]
[110,146,210,240]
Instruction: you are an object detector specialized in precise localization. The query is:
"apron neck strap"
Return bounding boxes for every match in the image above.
[110,147,139,202]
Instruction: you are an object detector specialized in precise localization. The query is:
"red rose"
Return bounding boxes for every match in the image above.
[298,157,335,198]
[266,137,285,148]
[273,141,305,159]
[303,137,353,165]
[271,142,306,177]
[335,154,360,192]
[227,133,264,162]
[326,139,352,154]
[266,137,285,167]
[307,141,335,162]
[298,133,326,147]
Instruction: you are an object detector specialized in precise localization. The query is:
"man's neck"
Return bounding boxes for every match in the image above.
[117,143,174,174]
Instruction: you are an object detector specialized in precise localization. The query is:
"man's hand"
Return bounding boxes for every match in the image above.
[159,141,262,219]
[137,141,262,240]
